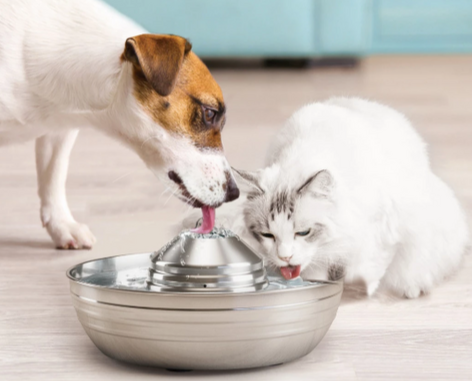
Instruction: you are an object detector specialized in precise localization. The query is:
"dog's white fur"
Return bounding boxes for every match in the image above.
[0,0,232,248]
[233,98,469,298]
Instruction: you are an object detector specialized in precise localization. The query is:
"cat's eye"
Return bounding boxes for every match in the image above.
[295,229,311,237]
[260,232,275,240]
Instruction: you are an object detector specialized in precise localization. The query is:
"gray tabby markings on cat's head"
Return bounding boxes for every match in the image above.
[234,169,334,242]
[244,187,294,243]
[269,189,294,220]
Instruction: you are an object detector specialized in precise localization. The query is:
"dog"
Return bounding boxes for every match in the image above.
[0,0,239,249]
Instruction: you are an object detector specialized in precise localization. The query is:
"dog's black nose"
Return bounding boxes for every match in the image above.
[224,174,240,203]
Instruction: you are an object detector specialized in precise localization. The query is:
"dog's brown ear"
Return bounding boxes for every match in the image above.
[122,34,192,96]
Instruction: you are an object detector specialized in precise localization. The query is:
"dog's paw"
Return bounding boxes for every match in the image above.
[45,218,96,250]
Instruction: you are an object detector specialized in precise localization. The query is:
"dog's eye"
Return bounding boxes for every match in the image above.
[295,229,311,237]
[260,232,275,240]
[203,108,216,123]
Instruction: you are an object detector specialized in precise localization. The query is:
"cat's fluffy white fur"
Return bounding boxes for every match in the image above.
[229,97,469,298]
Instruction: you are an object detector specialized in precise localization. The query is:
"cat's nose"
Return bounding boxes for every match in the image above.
[279,255,293,263]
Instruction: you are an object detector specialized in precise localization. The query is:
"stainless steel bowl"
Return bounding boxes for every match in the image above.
[67,229,343,370]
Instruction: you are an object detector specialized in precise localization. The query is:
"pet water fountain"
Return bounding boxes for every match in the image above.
[67,228,343,370]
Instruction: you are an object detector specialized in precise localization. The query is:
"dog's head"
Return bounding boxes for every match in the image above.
[118,34,238,208]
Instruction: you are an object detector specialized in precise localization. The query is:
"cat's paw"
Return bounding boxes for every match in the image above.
[44,218,96,250]
[403,286,421,299]
[366,280,380,297]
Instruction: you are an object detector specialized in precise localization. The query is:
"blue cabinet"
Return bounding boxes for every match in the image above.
[104,0,472,56]
[104,0,317,56]
[315,0,371,55]
[372,0,472,53]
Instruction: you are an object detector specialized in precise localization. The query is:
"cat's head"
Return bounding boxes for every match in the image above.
[234,166,342,280]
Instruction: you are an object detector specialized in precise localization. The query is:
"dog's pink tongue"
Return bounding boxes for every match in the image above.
[192,206,215,234]
[280,265,302,280]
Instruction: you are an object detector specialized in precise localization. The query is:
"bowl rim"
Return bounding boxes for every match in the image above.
[66,252,343,297]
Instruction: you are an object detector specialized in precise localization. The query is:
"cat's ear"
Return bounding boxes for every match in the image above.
[232,168,265,196]
[297,170,334,198]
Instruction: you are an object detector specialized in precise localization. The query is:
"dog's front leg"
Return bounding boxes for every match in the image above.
[36,130,96,249]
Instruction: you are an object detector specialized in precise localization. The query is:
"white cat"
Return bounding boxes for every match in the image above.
[232,97,469,298]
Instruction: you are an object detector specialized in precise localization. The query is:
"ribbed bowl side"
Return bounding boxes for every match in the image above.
[70,288,342,370]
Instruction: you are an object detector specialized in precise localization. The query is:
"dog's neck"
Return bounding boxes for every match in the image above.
[8,0,145,124]
[41,2,145,113]
[88,62,147,136]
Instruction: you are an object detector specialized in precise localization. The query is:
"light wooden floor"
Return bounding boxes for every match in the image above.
[1,56,471,381]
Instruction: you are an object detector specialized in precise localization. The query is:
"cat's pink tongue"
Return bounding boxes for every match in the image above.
[191,206,216,234]
[280,265,301,280]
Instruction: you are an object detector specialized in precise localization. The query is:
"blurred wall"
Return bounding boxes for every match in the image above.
[104,0,472,57]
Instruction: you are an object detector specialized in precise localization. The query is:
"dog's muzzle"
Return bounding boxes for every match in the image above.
[168,170,239,207]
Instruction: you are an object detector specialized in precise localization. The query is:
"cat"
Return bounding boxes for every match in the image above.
[231,97,469,298]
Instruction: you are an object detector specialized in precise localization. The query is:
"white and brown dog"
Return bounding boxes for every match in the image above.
[0,0,239,249]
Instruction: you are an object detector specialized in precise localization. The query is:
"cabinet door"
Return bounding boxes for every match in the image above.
[315,0,370,55]
[372,0,472,53]
[104,0,317,57]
